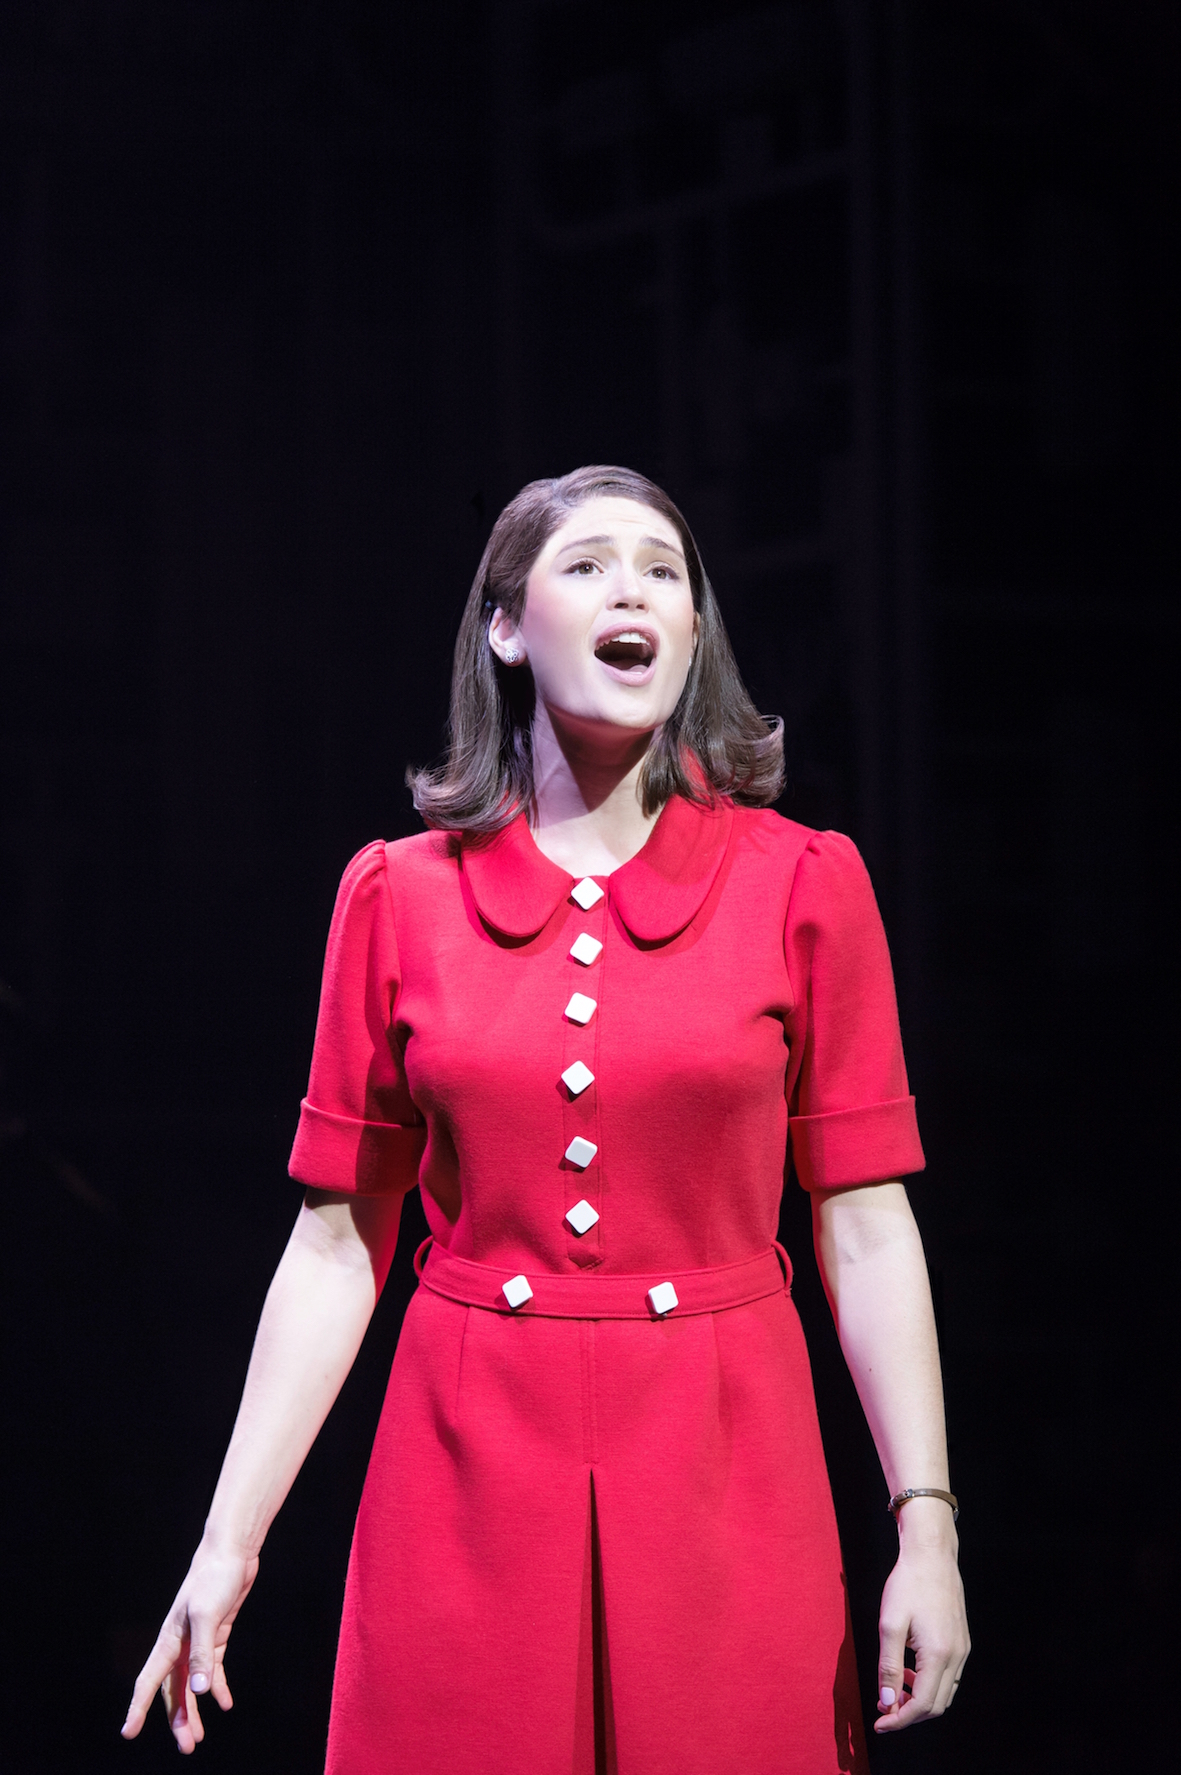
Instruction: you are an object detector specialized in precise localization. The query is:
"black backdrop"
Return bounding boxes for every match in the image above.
[2,3,1176,1771]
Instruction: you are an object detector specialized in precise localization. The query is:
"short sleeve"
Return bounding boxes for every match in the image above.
[784,831,925,1191]
[288,842,426,1196]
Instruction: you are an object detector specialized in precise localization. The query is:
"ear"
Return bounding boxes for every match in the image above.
[488,607,526,666]
[691,611,700,656]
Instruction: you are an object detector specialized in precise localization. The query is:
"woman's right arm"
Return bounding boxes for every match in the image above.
[121,1186,404,1754]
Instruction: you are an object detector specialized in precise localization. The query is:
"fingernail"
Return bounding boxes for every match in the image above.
[879,1686,896,1707]
[190,1672,209,1694]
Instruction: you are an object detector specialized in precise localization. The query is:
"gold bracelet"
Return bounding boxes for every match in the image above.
[889,1487,959,1522]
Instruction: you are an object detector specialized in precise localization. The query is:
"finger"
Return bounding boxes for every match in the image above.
[158,1633,209,1757]
[187,1606,219,1700]
[875,1662,934,1734]
[896,1644,952,1724]
[162,1668,200,1755]
[163,1663,210,1754]
[875,1611,909,1723]
[210,1652,235,1713]
[940,1642,970,1711]
[873,1677,917,1731]
[185,1677,207,1747]
[928,1662,959,1717]
[924,1633,970,1717]
[121,1632,185,1738]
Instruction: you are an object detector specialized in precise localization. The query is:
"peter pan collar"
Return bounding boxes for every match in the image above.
[461,792,734,943]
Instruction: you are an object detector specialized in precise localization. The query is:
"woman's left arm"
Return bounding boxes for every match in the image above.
[812,1180,970,1734]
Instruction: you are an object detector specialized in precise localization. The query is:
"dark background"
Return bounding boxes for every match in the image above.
[2,2,1176,1770]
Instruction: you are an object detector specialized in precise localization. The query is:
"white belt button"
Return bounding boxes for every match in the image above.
[565,1199,600,1235]
[561,1060,594,1097]
[564,1135,598,1168]
[571,877,605,910]
[569,932,603,966]
[564,992,597,1024]
[647,1282,679,1317]
[502,1274,534,1311]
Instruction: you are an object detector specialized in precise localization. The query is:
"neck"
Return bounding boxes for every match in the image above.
[528,703,662,876]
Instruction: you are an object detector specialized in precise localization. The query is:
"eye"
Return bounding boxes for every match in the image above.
[648,563,679,580]
[568,558,602,576]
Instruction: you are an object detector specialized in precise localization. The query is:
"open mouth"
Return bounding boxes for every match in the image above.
[593,629,657,678]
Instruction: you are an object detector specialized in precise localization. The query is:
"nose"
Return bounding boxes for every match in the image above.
[609,564,648,609]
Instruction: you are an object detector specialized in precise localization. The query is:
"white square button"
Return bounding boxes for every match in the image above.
[647,1281,679,1317]
[564,1135,598,1168]
[564,992,597,1025]
[569,932,603,966]
[565,1198,600,1235]
[571,877,605,910]
[561,1060,595,1097]
[502,1274,533,1311]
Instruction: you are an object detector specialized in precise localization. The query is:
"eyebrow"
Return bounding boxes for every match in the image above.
[555,533,686,558]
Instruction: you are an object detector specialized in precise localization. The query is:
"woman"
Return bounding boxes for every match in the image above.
[123,465,969,1772]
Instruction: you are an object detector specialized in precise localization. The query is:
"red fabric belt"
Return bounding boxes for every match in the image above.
[414,1237,792,1320]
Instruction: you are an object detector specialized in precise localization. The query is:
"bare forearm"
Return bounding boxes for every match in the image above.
[121,1191,404,1747]
[812,1183,952,1534]
[204,1192,401,1558]
[812,1181,969,1726]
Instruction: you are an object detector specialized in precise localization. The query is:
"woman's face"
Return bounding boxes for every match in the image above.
[490,496,699,742]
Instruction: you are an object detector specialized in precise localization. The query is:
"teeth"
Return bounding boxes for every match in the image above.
[595,628,655,668]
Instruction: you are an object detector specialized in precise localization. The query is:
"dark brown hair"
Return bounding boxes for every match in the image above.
[408,465,784,832]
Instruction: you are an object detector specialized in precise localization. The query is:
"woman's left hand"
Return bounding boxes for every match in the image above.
[873,1513,970,1732]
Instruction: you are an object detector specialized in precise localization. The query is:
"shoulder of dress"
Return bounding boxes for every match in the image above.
[797,826,869,876]
[336,837,391,893]
[734,811,867,867]
[379,828,463,895]
[334,830,456,895]
[726,815,877,930]
[785,828,883,939]
[382,828,457,861]
[729,804,819,862]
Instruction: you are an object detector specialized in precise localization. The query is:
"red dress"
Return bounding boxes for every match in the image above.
[289,794,924,1775]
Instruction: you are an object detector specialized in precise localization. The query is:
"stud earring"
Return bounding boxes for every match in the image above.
[503,645,522,665]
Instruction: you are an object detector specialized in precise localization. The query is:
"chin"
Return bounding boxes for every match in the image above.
[597,696,670,732]
[546,685,677,740]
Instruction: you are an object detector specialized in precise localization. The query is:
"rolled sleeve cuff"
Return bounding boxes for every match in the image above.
[289,1099,427,1197]
[789,1097,925,1192]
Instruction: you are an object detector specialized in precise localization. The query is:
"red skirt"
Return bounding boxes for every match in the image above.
[326,1246,866,1774]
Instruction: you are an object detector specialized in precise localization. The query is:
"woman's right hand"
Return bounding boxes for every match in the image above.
[119,1190,398,1751]
[121,1540,260,1753]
